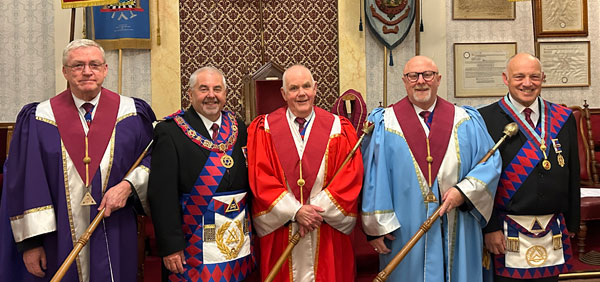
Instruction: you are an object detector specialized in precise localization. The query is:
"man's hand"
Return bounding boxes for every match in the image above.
[439,187,465,216]
[484,230,506,255]
[368,234,395,254]
[296,205,324,237]
[98,180,132,217]
[163,250,186,274]
[23,246,46,278]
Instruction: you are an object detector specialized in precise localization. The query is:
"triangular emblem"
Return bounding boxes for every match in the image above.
[225,198,240,213]
[80,192,97,206]
[531,218,543,231]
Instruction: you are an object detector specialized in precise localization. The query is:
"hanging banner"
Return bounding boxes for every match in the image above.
[364,0,416,49]
[62,0,119,9]
[85,0,151,50]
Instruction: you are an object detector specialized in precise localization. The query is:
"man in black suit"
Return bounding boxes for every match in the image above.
[148,67,254,282]
[479,53,580,282]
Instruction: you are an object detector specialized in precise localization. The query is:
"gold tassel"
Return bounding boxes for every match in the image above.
[507,237,520,252]
[482,250,491,269]
[553,234,563,250]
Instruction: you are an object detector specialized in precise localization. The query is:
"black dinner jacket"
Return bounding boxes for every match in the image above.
[478,99,580,234]
[148,108,249,257]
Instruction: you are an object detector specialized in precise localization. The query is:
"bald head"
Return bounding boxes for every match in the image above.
[403,56,439,74]
[502,53,544,107]
[281,64,317,118]
[402,56,441,110]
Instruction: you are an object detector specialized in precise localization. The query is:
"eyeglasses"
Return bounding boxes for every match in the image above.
[64,62,105,72]
[404,71,438,82]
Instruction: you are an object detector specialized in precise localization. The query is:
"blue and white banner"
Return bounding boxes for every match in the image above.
[86,0,151,50]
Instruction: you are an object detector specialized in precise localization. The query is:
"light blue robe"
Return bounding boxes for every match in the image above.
[361,103,501,282]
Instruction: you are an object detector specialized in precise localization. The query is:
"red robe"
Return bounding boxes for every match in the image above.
[247,107,363,282]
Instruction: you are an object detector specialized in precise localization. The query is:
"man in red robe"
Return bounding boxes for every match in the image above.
[247,65,363,281]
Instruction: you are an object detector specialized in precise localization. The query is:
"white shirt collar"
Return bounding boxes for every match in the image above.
[72,91,101,110]
[286,108,315,125]
[508,94,539,116]
[412,98,437,136]
[196,110,222,136]
[412,98,437,115]
[507,94,540,127]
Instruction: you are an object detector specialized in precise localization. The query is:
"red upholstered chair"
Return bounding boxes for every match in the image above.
[242,61,286,124]
[577,104,600,258]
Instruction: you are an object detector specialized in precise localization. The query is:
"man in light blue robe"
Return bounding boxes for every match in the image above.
[361,56,502,282]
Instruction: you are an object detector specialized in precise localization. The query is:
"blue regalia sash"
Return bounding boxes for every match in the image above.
[494,97,572,278]
[494,97,571,209]
[167,110,254,282]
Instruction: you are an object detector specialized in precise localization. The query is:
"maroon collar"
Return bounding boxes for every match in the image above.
[51,88,119,184]
[393,97,454,186]
[267,107,334,203]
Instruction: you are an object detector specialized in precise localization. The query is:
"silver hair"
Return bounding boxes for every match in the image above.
[281,64,315,92]
[62,39,105,65]
[188,66,227,90]
[504,53,543,74]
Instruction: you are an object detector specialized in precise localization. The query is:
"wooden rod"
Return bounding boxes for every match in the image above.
[374,122,518,282]
[118,49,123,94]
[50,140,154,282]
[264,122,375,282]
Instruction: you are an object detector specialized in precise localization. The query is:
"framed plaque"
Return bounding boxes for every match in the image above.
[534,0,588,37]
[453,0,515,20]
[454,42,517,97]
[536,41,590,87]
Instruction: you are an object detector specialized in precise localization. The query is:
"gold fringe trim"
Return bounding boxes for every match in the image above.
[9,205,53,221]
[553,234,562,250]
[507,236,520,252]
[253,191,287,217]
[36,116,56,126]
[95,38,151,51]
[361,209,394,216]
[61,0,119,9]
[324,189,357,217]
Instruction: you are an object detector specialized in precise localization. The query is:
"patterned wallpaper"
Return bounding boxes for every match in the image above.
[0,0,55,122]
[179,0,339,117]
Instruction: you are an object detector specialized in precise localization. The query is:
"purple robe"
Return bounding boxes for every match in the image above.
[0,89,155,282]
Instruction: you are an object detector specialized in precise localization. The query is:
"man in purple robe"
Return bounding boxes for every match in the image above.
[0,39,156,282]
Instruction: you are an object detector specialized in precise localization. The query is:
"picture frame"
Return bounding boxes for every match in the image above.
[536,41,590,87]
[452,0,515,20]
[534,0,588,37]
[453,42,517,98]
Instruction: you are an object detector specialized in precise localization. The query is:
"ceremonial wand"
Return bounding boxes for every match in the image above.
[51,140,154,282]
[373,122,518,282]
[264,122,375,282]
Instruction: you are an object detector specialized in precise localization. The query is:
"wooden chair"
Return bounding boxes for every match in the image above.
[584,100,600,183]
[0,123,15,201]
[242,61,286,124]
[577,104,600,259]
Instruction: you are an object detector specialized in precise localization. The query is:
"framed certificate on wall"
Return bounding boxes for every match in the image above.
[534,0,588,37]
[536,41,590,87]
[453,0,515,20]
[453,42,517,97]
